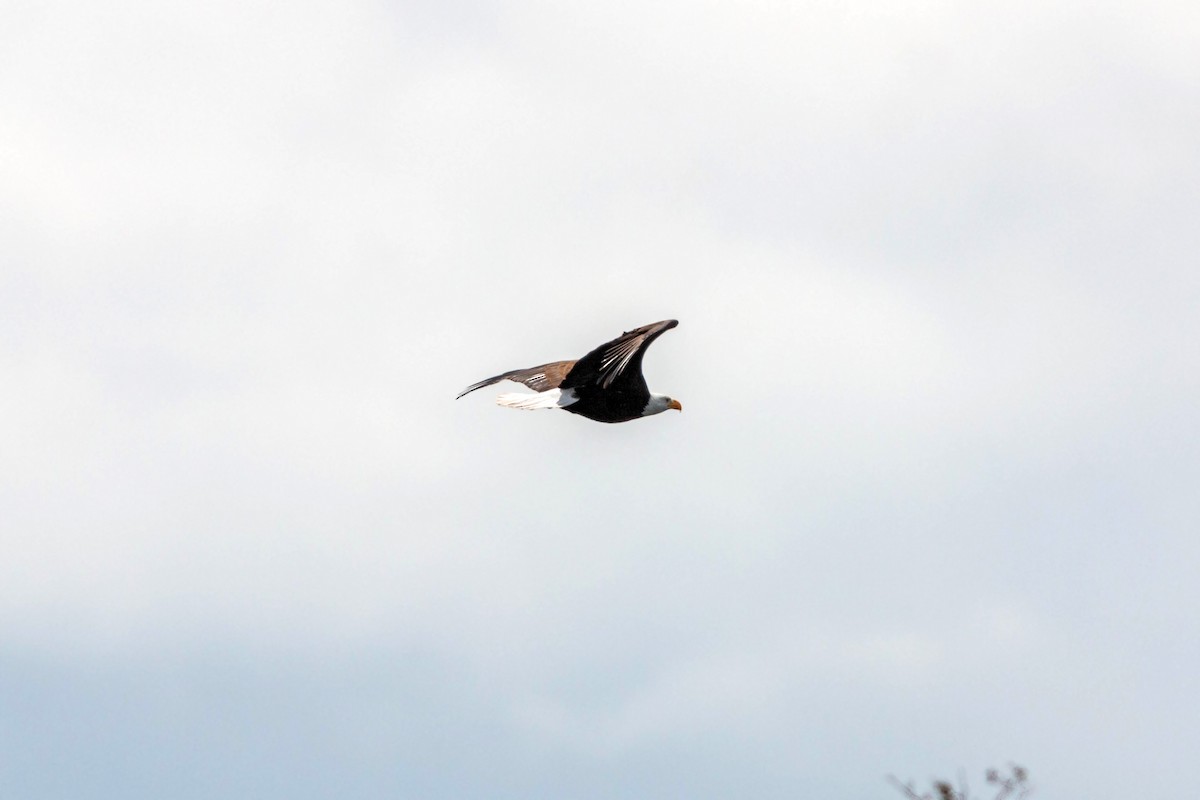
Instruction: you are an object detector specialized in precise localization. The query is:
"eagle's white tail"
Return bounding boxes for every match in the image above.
[495,388,576,411]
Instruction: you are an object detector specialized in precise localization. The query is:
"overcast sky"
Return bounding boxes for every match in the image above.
[3,1,1198,797]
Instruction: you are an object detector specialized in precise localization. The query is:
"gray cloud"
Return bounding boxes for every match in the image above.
[2,0,1198,797]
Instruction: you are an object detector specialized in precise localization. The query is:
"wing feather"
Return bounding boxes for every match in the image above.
[456,360,576,399]
[562,319,678,392]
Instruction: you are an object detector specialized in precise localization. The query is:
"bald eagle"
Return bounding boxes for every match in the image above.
[457,319,682,423]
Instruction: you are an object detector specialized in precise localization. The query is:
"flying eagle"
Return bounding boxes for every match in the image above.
[457,319,682,423]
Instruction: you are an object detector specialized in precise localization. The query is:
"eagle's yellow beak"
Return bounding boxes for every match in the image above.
[668,399,683,412]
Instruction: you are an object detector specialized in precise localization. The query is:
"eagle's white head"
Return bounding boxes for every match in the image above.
[642,393,683,417]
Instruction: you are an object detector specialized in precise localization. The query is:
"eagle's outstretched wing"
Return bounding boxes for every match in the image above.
[561,319,678,392]
[455,360,577,399]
